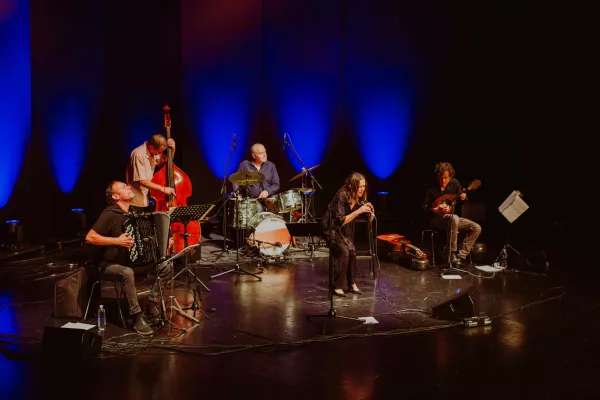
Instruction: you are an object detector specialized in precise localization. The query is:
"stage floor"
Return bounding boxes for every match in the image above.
[1,245,598,399]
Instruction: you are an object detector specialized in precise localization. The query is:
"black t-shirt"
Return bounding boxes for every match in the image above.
[91,205,129,266]
[421,177,463,216]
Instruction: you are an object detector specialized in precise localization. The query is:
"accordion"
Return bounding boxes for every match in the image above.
[123,214,158,267]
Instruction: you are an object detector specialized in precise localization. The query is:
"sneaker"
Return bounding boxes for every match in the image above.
[133,313,153,336]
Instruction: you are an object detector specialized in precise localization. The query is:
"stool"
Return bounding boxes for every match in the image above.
[421,228,473,267]
[421,229,446,267]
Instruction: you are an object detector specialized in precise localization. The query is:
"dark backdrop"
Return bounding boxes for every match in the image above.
[0,0,589,260]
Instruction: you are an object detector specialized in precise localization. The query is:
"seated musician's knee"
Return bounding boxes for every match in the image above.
[121,267,135,283]
[451,215,460,226]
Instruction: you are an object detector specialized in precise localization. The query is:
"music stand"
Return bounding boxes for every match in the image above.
[496,190,530,271]
[166,204,215,292]
[285,222,324,262]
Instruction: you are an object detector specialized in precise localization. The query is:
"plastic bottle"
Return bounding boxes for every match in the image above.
[97,305,106,331]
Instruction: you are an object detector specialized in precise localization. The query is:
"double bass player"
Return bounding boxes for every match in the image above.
[126,133,176,213]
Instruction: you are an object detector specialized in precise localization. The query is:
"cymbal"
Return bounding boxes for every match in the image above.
[292,187,314,193]
[228,171,265,186]
[288,164,321,182]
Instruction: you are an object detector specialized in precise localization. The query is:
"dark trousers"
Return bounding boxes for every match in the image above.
[330,232,357,290]
[102,261,172,315]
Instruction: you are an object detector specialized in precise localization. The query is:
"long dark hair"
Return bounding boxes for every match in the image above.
[339,172,368,204]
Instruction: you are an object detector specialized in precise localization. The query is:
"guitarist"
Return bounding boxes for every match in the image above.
[421,162,481,265]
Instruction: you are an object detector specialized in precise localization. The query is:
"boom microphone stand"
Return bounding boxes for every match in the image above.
[283,132,323,194]
[212,133,237,260]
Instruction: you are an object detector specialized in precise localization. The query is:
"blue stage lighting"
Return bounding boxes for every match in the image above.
[189,76,252,177]
[278,81,332,172]
[0,0,31,207]
[47,97,89,193]
[353,89,412,179]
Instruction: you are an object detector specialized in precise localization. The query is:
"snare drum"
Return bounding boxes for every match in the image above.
[228,198,262,228]
[276,190,302,213]
[247,212,291,256]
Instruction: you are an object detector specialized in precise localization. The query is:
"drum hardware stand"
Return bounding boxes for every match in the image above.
[213,133,237,259]
[299,173,316,223]
[210,193,262,281]
[283,132,323,212]
[210,194,237,262]
[250,238,287,265]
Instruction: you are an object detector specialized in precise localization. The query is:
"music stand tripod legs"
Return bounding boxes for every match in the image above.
[152,260,190,332]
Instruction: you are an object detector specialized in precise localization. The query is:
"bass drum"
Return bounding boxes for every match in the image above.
[247,212,291,256]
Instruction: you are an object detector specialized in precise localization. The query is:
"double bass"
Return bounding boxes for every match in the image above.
[149,105,201,252]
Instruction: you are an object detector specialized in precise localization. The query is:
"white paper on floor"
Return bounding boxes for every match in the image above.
[475,265,504,272]
[62,322,96,330]
[358,317,379,324]
[441,274,462,280]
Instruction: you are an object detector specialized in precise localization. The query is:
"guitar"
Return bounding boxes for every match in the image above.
[377,234,428,259]
[432,179,481,215]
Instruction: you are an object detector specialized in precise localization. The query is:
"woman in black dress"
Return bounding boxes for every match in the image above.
[322,172,374,296]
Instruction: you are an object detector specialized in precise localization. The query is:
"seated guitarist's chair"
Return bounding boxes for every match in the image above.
[421,228,447,267]
[421,227,474,267]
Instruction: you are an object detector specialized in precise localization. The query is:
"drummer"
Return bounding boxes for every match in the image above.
[232,143,280,199]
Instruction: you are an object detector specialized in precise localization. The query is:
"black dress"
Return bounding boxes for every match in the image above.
[322,190,362,290]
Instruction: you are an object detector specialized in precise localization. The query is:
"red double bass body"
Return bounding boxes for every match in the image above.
[149,105,201,253]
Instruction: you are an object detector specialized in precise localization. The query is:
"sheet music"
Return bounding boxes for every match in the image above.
[498,190,529,223]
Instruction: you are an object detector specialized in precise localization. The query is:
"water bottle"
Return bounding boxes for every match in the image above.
[97,305,106,331]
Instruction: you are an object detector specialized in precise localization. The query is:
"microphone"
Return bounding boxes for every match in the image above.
[233,133,236,150]
[282,133,287,151]
[359,201,375,217]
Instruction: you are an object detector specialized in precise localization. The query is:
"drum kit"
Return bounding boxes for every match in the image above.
[225,164,321,262]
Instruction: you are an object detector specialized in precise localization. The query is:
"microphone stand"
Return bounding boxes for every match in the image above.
[212,134,237,260]
[284,132,322,225]
[283,132,323,192]
[306,202,360,334]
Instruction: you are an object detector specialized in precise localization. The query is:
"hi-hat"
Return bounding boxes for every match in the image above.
[289,164,321,182]
[292,187,314,193]
[228,171,265,186]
